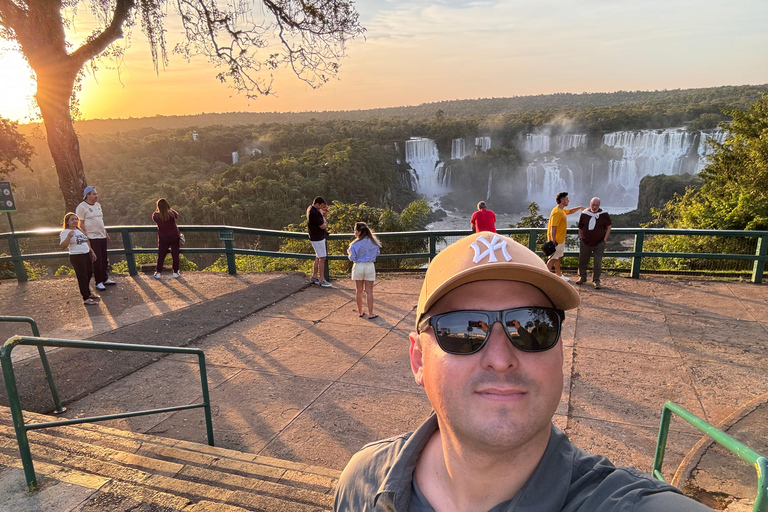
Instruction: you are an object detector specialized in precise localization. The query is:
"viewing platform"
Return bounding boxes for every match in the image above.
[1,271,766,511]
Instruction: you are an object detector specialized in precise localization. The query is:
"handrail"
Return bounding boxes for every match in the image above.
[1,335,215,492]
[653,401,767,512]
[2,225,768,283]
[0,317,65,414]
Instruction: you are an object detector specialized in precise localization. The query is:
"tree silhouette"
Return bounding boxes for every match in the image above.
[0,0,364,211]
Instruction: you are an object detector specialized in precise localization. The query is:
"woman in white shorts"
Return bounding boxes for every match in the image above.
[348,222,381,318]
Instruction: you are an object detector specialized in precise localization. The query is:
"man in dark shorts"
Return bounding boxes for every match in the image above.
[307,196,332,287]
[334,233,712,512]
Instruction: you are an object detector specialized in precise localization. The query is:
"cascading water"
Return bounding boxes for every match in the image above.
[451,139,467,160]
[525,134,550,154]
[526,158,574,207]
[602,129,699,189]
[405,137,448,197]
[475,137,491,152]
[696,129,727,171]
[486,170,492,201]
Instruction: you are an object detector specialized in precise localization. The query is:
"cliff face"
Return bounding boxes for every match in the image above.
[637,173,703,212]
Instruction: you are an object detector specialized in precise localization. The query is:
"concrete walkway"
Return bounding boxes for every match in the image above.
[2,272,767,508]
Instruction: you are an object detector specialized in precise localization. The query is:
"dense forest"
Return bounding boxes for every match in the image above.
[4,84,768,235]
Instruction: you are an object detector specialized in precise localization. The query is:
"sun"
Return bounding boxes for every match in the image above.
[0,46,38,123]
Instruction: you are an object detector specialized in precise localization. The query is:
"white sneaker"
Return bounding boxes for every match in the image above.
[173,272,180,278]
[559,275,570,282]
[96,282,106,290]
[320,280,333,287]
[103,278,116,285]
[309,277,320,285]
[154,272,161,279]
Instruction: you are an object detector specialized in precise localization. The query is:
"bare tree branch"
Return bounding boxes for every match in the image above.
[69,0,135,68]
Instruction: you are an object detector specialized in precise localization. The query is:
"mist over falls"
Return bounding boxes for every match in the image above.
[404,128,727,211]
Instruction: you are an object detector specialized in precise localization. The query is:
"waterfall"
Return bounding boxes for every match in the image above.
[695,129,727,171]
[475,136,491,152]
[486,170,493,201]
[451,139,467,160]
[525,134,550,154]
[526,158,574,207]
[555,134,587,153]
[602,128,699,189]
[524,134,587,154]
[405,137,448,197]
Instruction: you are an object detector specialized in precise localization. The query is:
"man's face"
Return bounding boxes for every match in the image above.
[410,280,563,452]
[86,190,98,204]
[560,196,569,207]
[589,199,600,212]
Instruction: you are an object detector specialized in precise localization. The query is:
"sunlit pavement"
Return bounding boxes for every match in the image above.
[2,272,766,505]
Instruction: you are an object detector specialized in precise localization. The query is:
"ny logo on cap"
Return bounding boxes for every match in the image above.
[470,234,512,263]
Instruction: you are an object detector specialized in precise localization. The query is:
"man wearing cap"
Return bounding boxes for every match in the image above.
[334,233,711,511]
[546,192,584,282]
[76,186,115,291]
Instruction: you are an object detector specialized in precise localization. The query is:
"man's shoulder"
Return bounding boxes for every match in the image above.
[335,432,413,509]
[75,201,88,213]
[568,458,710,511]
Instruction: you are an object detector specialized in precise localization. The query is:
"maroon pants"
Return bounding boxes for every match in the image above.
[157,234,180,272]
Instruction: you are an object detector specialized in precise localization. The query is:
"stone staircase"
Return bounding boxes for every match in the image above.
[0,406,340,511]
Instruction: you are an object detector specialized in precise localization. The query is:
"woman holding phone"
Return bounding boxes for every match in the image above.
[60,212,99,305]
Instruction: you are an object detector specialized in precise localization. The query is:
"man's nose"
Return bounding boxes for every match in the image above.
[479,321,519,371]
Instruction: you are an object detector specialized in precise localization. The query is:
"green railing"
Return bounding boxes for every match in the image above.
[0,317,65,414]
[653,401,767,512]
[1,334,215,492]
[2,225,767,283]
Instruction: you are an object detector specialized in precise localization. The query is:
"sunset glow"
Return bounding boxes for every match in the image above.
[1,0,767,123]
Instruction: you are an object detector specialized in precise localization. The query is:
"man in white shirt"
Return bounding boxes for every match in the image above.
[76,186,116,291]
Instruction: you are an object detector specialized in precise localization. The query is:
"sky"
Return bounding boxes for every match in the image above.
[1,0,767,123]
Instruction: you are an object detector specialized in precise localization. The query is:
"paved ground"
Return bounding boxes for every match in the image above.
[2,271,767,508]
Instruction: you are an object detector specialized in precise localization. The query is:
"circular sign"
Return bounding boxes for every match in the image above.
[6,200,12,207]
[2,189,9,195]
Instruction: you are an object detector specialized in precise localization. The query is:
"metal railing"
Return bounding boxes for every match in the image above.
[1,334,215,492]
[653,401,767,512]
[0,317,66,414]
[2,225,767,283]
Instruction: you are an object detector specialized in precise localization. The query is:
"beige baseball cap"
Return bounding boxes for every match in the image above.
[416,232,580,329]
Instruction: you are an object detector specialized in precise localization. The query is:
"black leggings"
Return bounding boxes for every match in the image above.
[70,253,93,301]
[157,235,180,272]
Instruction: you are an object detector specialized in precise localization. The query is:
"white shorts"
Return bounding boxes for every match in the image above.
[549,243,565,260]
[310,239,327,258]
[351,262,376,281]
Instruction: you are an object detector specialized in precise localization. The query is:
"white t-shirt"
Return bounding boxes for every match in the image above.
[75,201,107,238]
[60,229,91,255]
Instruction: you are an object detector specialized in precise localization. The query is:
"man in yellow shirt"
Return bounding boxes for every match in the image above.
[546,192,584,281]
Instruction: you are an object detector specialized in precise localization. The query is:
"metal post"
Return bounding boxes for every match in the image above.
[0,317,65,413]
[652,403,673,481]
[429,234,437,261]
[7,231,27,283]
[751,234,768,284]
[528,229,537,252]
[0,345,38,491]
[197,352,215,446]
[631,231,644,279]
[224,239,237,275]
[121,229,137,276]
[755,456,767,512]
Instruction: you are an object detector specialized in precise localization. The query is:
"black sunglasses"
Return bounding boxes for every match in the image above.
[417,307,565,355]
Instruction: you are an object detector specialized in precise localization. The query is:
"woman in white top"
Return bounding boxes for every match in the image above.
[348,222,381,319]
[60,212,99,305]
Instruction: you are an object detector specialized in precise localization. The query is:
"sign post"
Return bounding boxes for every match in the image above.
[0,181,17,233]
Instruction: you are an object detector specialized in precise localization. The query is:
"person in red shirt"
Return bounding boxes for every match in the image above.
[470,201,497,233]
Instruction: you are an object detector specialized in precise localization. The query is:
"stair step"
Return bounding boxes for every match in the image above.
[0,406,339,511]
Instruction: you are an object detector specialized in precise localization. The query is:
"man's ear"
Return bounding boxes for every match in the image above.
[409,331,424,387]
